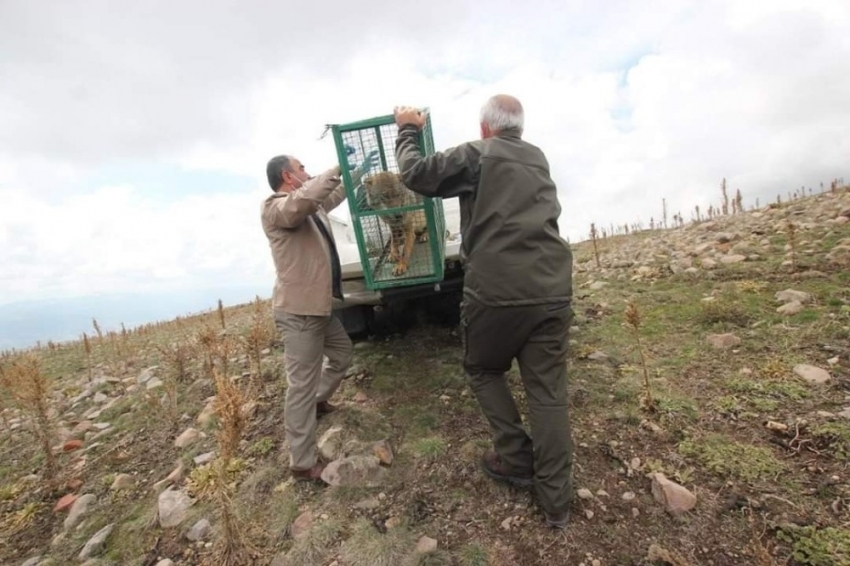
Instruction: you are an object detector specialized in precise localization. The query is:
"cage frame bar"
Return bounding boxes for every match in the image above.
[330,111,446,290]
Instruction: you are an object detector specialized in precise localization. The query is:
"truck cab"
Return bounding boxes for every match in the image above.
[328,197,465,337]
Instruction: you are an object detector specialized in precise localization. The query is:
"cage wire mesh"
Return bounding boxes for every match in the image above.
[332,113,446,290]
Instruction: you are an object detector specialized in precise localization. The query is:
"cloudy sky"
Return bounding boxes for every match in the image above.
[1,0,849,308]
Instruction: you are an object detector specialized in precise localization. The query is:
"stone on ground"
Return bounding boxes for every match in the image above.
[650,473,696,516]
[794,364,831,385]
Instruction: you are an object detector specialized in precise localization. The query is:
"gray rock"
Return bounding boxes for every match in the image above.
[110,473,134,491]
[707,333,741,349]
[720,254,747,264]
[650,473,696,516]
[354,498,381,510]
[196,401,216,427]
[174,428,201,448]
[416,536,438,553]
[290,511,313,539]
[158,488,194,528]
[137,367,156,385]
[193,452,215,466]
[794,364,831,385]
[777,301,804,315]
[577,488,594,500]
[775,289,813,304]
[155,560,175,566]
[79,523,114,559]
[64,493,96,531]
[318,426,344,461]
[320,455,387,487]
[185,518,212,542]
[20,557,42,566]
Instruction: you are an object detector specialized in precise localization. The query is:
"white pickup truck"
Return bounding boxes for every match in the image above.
[328,197,465,337]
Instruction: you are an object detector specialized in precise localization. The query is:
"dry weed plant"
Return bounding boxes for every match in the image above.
[197,324,220,379]
[156,340,195,384]
[200,369,255,566]
[82,332,93,383]
[589,223,601,268]
[786,218,798,271]
[624,300,656,413]
[242,297,275,390]
[218,299,226,329]
[0,354,58,486]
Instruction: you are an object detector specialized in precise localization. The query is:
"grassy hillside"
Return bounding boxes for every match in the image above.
[1,186,849,566]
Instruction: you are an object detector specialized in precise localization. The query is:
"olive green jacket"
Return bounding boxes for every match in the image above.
[395,125,573,306]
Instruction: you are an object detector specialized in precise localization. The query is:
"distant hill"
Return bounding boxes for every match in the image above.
[0,286,268,350]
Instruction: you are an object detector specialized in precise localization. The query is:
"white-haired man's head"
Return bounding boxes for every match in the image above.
[479,94,524,139]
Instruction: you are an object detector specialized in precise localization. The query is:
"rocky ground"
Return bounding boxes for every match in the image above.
[1,186,849,566]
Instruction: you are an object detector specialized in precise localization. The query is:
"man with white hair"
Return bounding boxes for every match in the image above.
[392,95,575,529]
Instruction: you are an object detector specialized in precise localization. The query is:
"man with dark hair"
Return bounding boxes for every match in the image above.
[391,95,575,529]
[261,151,374,482]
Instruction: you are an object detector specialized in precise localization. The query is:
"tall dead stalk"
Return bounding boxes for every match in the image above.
[625,301,656,413]
[0,354,58,486]
[203,369,254,566]
[590,223,601,268]
[786,218,798,271]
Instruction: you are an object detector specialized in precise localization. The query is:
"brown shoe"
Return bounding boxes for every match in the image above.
[291,462,327,483]
[481,450,533,489]
[316,401,337,418]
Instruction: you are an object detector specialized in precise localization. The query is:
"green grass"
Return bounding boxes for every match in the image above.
[412,550,454,566]
[339,518,416,566]
[725,376,811,402]
[777,525,850,566]
[459,543,490,566]
[283,518,344,566]
[678,433,784,482]
[811,422,850,461]
[411,437,448,462]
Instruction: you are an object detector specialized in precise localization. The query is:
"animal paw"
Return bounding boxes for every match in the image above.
[393,262,409,276]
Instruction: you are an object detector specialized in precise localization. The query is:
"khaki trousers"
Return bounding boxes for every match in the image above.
[461,296,575,515]
[274,309,353,470]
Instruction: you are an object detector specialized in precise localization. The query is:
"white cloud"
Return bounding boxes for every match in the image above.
[1,0,849,304]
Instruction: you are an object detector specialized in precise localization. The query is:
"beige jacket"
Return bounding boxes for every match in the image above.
[261,166,347,316]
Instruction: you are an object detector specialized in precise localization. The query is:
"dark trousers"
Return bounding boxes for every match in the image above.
[461,296,574,515]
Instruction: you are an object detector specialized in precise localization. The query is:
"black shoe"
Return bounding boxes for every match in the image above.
[481,450,533,489]
[544,510,570,529]
[316,401,337,418]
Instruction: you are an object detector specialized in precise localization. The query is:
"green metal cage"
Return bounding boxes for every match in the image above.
[331,112,446,290]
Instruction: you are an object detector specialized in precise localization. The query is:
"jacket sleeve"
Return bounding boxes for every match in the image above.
[264,167,342,228]
[394,124,478,199]
[321,182,348,214]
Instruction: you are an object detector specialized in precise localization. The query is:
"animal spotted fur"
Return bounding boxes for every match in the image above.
[362,171,428,276]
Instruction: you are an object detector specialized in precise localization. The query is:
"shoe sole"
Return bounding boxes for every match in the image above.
[481,463,534,489]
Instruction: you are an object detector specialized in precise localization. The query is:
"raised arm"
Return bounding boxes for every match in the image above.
[322,149,380,213]
[395,124,480,199]
[264,166,341,228]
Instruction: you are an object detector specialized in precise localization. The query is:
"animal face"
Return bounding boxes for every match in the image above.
[362,171,408,210]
